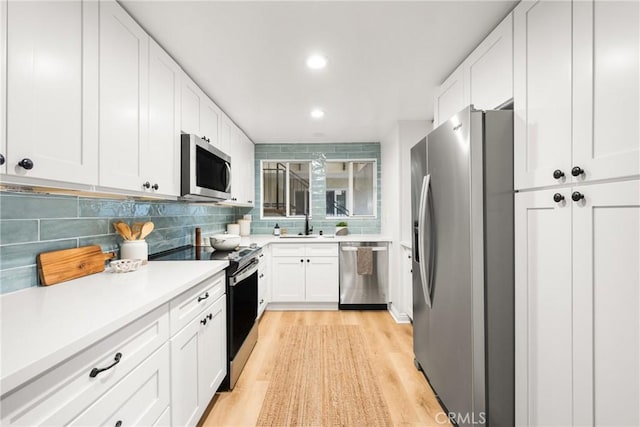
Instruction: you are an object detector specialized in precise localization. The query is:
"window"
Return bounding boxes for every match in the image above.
[261,161,311,218]
[325,160,376,217]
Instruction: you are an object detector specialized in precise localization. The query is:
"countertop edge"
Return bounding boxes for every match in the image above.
[0,262,228,396]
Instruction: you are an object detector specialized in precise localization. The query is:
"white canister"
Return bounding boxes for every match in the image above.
[227,223,240,235]
[120,240,148,261]
[237,219,251,236]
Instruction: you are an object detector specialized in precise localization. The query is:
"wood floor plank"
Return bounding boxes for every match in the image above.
[203,310,449,426]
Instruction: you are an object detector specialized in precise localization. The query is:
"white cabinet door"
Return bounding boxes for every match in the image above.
[573,1,640,184]
[465,13,513,110]
[198,295,226,405]
[271,257,305,302]
[147,39,180,196]
[572,180,640,426]
[305,257,339,302]
[98,0,148,191]
[170,313,204,427]
[1,0,7,175]
[201,99,221,149]
[433,65,465,127]
[401,247,413,319]
[6,0,98,184]
[70,344,170,427]
[514,0,572,190]
[180,75,202,136]
[515,189,573,426]
[241,132,255,205]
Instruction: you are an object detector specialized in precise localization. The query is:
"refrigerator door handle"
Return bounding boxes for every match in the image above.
[418,174,432,307]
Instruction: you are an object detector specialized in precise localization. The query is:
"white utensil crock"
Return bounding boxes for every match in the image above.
[120,240,148,261]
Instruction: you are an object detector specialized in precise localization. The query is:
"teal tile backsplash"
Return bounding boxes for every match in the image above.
[247,143,382,235]
[0,192,239,294]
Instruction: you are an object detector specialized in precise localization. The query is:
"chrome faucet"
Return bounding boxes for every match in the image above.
[305,211,313,235]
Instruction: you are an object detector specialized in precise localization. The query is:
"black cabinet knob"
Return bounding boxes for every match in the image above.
[0,154,5,166]
[306,259,310,263]
[553,193,565,203]
[553,169,565,179]
[200,318,207,325]
[571,191,585,202]
[18,158,34,170]
[115,421,122,427]
[571,166,585,177]
[300,259,303,263]
[143,181,151,189]
[152,183,159,190]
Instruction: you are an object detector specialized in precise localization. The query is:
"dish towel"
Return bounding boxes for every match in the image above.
[356,247,374,275]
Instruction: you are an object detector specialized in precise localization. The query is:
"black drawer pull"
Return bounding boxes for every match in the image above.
[197,292,209,302]
[90,353,122,378]
[201,317,207,325]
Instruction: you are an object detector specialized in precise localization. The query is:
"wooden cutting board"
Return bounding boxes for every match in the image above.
[37,245,116,286]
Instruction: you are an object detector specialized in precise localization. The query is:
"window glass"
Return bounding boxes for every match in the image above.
[352,161,375,216]
[262,162,286,217]
[288,162,310,216]
[325,162,350,216]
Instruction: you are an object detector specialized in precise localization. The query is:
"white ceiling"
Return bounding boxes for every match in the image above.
[121,1,517,144]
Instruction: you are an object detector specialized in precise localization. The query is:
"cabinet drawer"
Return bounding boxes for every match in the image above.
[305,244,338,257]
[170,270,225,335]
[271,244,306,257]
[1,305,169,426]
[70,343,170,426]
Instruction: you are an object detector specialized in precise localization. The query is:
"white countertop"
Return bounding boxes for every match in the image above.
[0,260,228,396]
[240,234,393,246]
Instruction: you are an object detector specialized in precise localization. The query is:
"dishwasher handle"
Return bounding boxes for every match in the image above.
[340,246,387,252]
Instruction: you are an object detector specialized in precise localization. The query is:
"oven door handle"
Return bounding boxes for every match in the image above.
[230,259,259,286]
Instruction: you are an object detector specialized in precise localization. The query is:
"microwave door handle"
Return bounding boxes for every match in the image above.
[224,162,231,193]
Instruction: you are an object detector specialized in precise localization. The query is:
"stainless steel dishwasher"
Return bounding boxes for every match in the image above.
[339,242,388,309]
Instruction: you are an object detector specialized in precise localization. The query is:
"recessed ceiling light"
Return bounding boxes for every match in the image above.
[310,109,325,119]
[306,54,327,70]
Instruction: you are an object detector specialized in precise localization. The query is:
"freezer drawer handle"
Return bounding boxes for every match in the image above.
[89,352,122,378]
[340,246,387,252]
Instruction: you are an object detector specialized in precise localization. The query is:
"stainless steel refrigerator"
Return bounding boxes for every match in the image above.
[411,106,514,426]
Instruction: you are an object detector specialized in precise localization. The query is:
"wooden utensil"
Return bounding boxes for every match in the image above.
[131,222,144,240]
[37,246,116,286]
[138,222,154,240]
[115,222,132,240]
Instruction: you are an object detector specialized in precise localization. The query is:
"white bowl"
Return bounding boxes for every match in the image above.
[111,259,143,273]
[209,234,241,251]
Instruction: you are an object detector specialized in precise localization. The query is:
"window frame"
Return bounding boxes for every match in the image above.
[260,160,312,220]
[325,159,377,219]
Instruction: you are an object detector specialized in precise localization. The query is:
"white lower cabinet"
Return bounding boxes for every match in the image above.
[70,343,170,426]
[258,248,271,318]
[515,179,640,426]
[170,294,226,427]
[271,244,339,304]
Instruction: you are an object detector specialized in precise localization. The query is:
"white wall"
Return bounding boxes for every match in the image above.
[381,120,431,322]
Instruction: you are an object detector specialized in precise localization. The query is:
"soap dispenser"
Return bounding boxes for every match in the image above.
[273,223,281,236]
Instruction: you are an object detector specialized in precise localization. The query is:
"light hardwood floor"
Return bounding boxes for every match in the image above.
[201,310,450,426]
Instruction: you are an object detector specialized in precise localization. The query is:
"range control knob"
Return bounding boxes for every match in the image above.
[571,166,585,177]
[553,169,565,179]
[571,191,585,202]
[18,158,34,170]
[553,193,565,203]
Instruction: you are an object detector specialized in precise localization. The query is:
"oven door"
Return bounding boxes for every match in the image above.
[228,259,258,359]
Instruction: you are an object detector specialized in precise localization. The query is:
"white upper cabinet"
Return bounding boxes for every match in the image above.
[572,0,640,183]
[219,117,254,207]
[242,132,255,205]
[98,0,149,192]
[514,0,573,190]
[514,0,639,190]
[433,65,465,127]
[1,0,7,175]
[180,73,221,148]
[5,0,98,185]
[465,13,513,110]
[201,99,222,149]
[147,40,180,196]
[180,75,203,136]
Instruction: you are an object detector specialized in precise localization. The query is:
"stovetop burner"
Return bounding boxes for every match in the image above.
[149,245,262,273]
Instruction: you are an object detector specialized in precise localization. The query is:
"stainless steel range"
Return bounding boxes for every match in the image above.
[150,245,261,390]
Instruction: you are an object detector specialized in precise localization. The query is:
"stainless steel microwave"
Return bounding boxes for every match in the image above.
[180,134,231,201]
